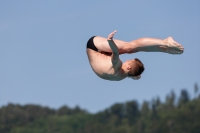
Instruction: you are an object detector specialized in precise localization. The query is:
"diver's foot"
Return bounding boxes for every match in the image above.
[161,37,184,54]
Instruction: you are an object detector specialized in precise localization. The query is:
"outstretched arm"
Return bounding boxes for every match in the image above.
[107,30,120,66]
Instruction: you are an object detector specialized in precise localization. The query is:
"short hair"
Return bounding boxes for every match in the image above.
[128,58,145,77]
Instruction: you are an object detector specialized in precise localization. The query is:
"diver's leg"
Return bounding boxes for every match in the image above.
[94,31,184,55]
[129,37,184,54]
[93,33,133,55]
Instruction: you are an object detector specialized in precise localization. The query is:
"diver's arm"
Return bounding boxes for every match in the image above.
[107,30,121,67]
[107,39,119,66]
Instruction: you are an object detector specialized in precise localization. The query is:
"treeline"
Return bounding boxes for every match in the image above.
[0,84,200,133]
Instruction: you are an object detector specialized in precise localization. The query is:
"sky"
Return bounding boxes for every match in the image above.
[0,1,200,113]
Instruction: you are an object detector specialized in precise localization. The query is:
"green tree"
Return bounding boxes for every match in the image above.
[126,101,139,125]
[194,83,199,98]
[141,101,149,116]
[164,90,176,111]
[178,89,190,107]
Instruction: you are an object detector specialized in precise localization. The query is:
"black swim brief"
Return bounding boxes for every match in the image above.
[86,36,98,52]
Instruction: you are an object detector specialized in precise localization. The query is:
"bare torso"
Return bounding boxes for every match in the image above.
[86,49,126,81]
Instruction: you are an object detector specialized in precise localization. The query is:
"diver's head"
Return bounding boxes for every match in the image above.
[122,58,145,80]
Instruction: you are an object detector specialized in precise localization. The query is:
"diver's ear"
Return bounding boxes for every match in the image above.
[127,66,131,70]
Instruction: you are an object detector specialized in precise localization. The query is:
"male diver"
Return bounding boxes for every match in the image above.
[86,30,184,81]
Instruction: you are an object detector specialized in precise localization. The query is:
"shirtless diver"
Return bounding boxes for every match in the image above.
[86,30,184,81]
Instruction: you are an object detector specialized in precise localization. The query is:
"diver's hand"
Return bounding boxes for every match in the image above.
[107,30,117,40]
[130,75,141,80]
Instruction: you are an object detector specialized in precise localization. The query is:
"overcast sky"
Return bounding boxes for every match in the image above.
[0,1,200,113]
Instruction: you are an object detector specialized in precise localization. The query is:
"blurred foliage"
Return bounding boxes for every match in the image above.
[1,85,200,133]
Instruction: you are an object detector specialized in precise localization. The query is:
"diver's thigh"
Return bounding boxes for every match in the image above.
[93,36,127,52]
